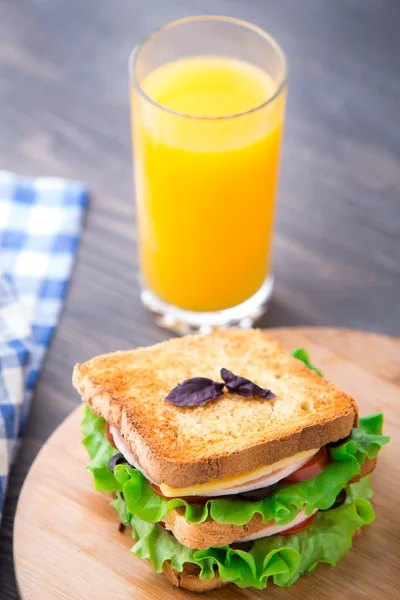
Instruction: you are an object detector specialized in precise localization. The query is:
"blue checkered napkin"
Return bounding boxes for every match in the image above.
[0,171,88,521]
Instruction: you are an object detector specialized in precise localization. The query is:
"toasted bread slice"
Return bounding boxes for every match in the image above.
[163,508,269,550]
[73,329,357,488]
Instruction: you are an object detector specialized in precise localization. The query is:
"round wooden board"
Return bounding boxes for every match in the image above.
[14,328,400,600]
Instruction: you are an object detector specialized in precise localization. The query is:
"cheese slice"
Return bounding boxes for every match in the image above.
[159,448,319,498]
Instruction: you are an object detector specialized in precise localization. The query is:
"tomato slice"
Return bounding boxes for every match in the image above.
[105,422,117,449]
[280,512,317,536]
[150,483,213,504]
[348,456,376,485]
[281,448,330,484]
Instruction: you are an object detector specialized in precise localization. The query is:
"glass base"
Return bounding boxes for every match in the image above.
[140,275,274,335]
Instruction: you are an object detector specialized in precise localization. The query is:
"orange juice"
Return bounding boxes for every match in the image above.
[131,56,285,312]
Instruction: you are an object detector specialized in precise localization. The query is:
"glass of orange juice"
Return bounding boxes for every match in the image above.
[129,16,287,333]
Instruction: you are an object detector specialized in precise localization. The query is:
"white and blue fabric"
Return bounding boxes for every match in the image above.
[0,171,88,521]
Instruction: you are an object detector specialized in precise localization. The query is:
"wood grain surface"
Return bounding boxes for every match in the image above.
[1,1,400,598]
[13,328,400,600]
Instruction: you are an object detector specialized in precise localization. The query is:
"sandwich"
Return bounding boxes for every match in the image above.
[73,329,389,592]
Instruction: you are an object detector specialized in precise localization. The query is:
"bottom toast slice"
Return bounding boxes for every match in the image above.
[163,562,225,592]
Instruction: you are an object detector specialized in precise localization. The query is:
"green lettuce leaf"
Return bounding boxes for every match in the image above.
[349,413,390,461]
[110,492,132,526]
[117,477,375,589]
[81,407,389,526]
[81,406,122,492]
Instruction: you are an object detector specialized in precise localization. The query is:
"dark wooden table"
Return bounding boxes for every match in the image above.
[1,1,399,597]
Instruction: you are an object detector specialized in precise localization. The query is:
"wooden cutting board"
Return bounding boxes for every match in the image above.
[14,328,400,599]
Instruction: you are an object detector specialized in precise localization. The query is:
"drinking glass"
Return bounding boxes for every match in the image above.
[129,16,287,333]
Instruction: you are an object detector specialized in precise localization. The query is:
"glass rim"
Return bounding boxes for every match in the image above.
[128,15,288,121]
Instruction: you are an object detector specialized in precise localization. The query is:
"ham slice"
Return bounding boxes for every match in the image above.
[110,425,157,484]
[237,508,318,542]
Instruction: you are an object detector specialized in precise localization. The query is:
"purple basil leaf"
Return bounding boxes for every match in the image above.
[165,377,224,407]
[220,368,276,400]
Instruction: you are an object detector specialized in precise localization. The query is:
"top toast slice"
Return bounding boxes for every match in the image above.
[73,329,357,487]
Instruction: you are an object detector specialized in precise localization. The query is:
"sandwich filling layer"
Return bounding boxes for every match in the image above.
[110,424,319,497]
